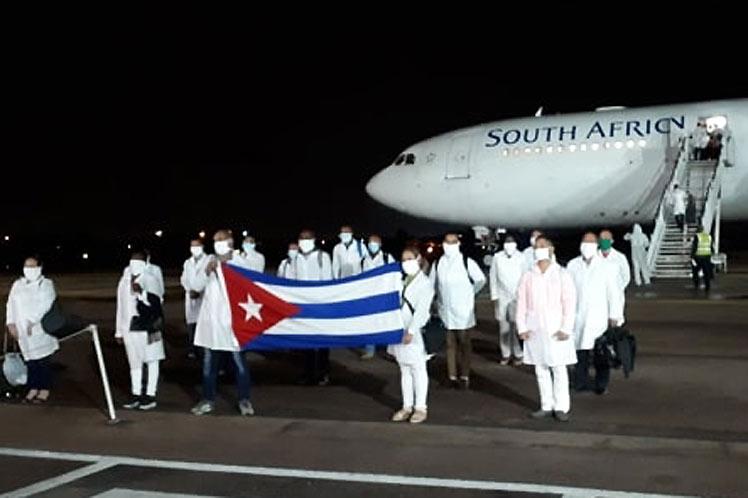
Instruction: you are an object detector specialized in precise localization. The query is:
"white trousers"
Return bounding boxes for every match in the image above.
[399,361,429,411]
[496,300,522,358]
[535,365,570,413]
[130,361,160,396]
[631,248,651,286]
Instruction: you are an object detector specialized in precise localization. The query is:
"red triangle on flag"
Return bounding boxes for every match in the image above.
[222,264,300,347]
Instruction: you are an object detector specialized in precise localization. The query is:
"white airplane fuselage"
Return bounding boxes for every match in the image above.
[365,100,748,228]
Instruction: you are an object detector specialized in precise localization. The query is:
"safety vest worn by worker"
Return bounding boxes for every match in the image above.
[696,232,712,257]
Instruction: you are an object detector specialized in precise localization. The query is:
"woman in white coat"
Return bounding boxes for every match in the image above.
[388,246,435,424]
[5,256,57,403]
[516,236,577,422]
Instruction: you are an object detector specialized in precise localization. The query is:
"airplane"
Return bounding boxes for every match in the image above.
[365,99,747,232]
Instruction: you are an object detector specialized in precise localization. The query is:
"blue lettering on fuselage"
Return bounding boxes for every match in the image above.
[484,116,686,147]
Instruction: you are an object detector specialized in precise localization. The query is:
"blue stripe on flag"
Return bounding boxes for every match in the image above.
[293,291,400,319]
[227,261,401,287]
[244,330,404,350]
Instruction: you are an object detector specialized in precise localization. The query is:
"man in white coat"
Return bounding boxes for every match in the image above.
[6,256,57,403]
[623,224,651,286]
[277,242,299,279]
[430,232,486,389]
[567,233,624,395]
[191,230,254,417]
[235,235,265,272]
[599,230,631,308]
[332,225,364,279]
[360,233,396,360]
[116,251,166,411]
[489,235,525,366]
[670,184,688,231]
[516,236,577,422]
[180,238,209,359]
[294,229,334,385]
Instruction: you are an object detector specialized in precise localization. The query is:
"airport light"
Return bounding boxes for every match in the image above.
[199,231,206,239]
[3,235,9,242]
[426,246,434,254]
[127,244,132,250]
[155,230,163,237]
[82,253,89,260]
[242,230,248,237]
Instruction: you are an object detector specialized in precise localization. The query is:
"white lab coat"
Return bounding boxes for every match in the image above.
[277,257,297,279]
[193,256,241,352]
[429,253,486,330]
[567,256,624,351]
[293,250,333,281]
[332,240,365,278]
[387,272,433,365]
[624,224,651,286]
[146,263,165,301]
[115,270,165,364]
[516,262,577,367]
[180,254,210,324]
[234,250,266,273]
[362,250,395,272]
[522,246,535,272]
[489,250,525,319]
[671,189,687,216]
[5,276,57,361]
[600,247,631,300]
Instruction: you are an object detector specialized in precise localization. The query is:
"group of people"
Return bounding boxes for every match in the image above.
[3,221,712,423]
[689,120,726,161]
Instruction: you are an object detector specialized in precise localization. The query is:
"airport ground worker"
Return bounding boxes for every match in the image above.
[430,232,486,389]
[489,235,525,365]
[516,236,577,422]
[388,245,434,424]
[6,256,57,404]
[567,232,624,395]
[691,225,714,292]
[623,224,651,286]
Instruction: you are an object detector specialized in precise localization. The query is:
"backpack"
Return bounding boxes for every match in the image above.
[434,253,475,285]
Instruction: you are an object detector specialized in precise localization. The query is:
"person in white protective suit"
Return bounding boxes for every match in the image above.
[489,235,525,365]
[235,235,265,272]
[332,224,365,279]
[623,224,651,286]
[388,245,434,425]
[567,232,624,396]
[429,232,486,389]
[180,238,210,359]
[116,250,166,411]
[277,242,299,279]
[516,235,577,422]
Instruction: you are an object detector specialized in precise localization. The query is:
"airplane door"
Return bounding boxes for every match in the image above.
[445,133,472,179]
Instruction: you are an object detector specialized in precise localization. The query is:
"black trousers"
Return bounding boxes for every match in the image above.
[26,356,53,390]
[304,348,330,383]
[574,349,610,392]
[692,256,713,291]
[675,214,685,231]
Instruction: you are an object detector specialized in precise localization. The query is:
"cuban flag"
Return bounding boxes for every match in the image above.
[221,262,405,350]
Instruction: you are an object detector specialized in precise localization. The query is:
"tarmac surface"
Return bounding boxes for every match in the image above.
[0,268,746,497]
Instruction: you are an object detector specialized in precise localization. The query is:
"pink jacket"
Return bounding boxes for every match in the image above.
[516,262,577,366]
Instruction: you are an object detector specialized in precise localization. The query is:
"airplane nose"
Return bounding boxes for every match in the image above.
[365,169,387,203]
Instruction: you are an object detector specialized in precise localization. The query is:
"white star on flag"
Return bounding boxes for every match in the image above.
[238,293,263,322]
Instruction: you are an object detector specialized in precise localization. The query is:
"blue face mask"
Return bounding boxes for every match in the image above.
[368,242,380,254]
[243,243,255,253]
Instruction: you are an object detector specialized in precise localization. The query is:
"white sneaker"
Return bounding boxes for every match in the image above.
[238,400,255,416]
[391,408,413,422]
[191,400,215,416]
[410,409,427,424]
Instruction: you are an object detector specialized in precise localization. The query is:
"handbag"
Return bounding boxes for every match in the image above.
[403,297,447,355]
[41,300,88,339]
[2,329,27,387]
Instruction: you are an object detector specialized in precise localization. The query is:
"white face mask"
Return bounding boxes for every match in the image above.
[23,267,42,281]
[129,259,147,275]
[367,242,381,254]
[443,242,460,256]
[214,240,232,256]
[340,232,353,244]
[534,247,551,262]
[580,242,598,260]
[299,239,315,253]
[243,242,256,253]
[503,242,517,255]
[288,249,299,259]
[190,246,204,257]
[402,259,420,275]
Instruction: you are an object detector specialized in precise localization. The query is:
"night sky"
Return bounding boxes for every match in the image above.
[4,19,745,269]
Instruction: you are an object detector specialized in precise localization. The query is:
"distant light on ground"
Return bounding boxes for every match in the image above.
[321,240,326,245]
[199,231,206,238]
[155,230,163,237]
[127,244,132,250]
[3,235,9,242]
[426,246,434,254]
[82,253,89,260]
[242,230,248,237]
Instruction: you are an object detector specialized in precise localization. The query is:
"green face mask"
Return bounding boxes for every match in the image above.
[599,239,613,251]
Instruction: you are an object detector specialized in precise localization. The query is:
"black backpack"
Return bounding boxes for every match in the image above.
[41,300,89,339]
[402,296,446,355]
[433,253,475,285]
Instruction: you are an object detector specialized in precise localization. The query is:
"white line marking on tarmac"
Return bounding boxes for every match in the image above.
[92,490,222,498]
[0,447,696,498]
[0,460,116,497]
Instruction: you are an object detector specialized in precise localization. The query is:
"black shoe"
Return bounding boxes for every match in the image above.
[448,379,460,389]
[122,395,141,410]
[554,411,570,422]
[529,409,553,419]
[138,395,157,410]
[594,387,609,396]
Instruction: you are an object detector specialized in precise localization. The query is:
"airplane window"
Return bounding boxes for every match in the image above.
[394,154,405,166]
[405,153,416,165]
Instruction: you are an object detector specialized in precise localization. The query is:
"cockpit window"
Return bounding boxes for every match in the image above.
[394,154,405,165]
[405,153,416,165]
